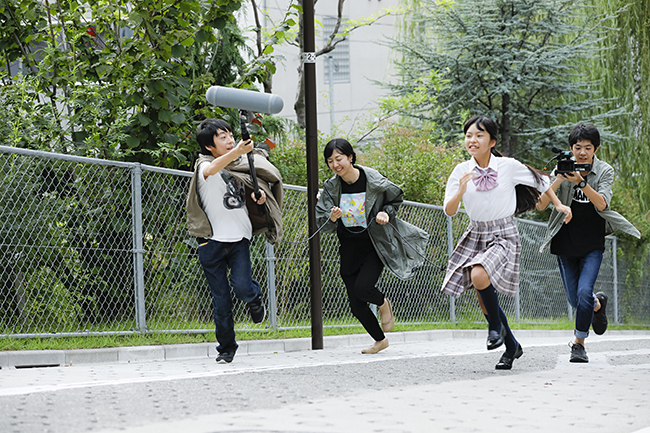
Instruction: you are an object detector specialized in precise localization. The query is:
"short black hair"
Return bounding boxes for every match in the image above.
[324,138,356,164]
[568,123,600,149]
[196,118,232,155]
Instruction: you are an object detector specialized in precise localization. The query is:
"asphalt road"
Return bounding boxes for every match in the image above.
[1,330,650,433]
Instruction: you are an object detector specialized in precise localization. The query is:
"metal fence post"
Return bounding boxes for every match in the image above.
[266,241,278,330]
[447,215,456,323]
[612,236,619,324]
[514,291,521,322]
[131,163,146,333]
[514,222,521,322]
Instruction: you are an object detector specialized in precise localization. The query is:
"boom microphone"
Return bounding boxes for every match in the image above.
[205,86,284,114]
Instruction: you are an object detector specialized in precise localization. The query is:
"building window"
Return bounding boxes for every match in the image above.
[323,16,350,84]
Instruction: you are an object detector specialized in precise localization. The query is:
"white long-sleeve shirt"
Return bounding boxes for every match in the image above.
[444,155,550,222]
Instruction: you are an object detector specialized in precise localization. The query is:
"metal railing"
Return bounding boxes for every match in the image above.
[1,145,649,338]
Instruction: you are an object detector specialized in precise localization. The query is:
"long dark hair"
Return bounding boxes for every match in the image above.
[464,116,548,216]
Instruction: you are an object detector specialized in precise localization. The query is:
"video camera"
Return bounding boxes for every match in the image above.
[547,147,591,174]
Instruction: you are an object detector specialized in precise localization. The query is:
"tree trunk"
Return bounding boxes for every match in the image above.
[500,93,512,157]
[251,0,273,94]
[294,0,307,129]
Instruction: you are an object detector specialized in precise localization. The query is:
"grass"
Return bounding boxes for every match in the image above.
[2,319,647,351]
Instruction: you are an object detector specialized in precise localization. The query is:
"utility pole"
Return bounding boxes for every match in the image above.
[302,0,323,350]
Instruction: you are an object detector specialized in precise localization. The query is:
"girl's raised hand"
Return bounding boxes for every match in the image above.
[375,211,389,225]
[330,206,343,222]
[458,171,477,195]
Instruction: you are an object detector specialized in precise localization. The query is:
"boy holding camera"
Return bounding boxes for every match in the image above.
[537,123,640,363]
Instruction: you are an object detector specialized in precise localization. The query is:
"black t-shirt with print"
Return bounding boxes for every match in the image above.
[336,169,375,273]
[551,183,606,257]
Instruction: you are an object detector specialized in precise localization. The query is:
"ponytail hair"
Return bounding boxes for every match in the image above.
[514,167,548,216]
[493,147,549,216]
[465,115,549,215]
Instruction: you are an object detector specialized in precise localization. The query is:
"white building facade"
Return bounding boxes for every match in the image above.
[251,0,401,136]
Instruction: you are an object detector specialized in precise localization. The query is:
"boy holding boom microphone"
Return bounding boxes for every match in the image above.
[537,123,640,363]
[187,118,283,364]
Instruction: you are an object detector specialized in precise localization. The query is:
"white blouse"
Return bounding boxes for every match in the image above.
[444,155,550,222]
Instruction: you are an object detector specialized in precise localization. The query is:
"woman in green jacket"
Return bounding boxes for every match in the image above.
[315,138,429,354]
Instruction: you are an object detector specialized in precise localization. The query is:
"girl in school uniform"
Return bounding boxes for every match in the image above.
[442,115,572,369]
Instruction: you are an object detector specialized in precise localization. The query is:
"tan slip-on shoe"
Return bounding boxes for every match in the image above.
[361,338,389,354]
[380,298,395,332]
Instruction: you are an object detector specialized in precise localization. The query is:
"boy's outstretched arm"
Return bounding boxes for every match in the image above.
[203,139,253,179]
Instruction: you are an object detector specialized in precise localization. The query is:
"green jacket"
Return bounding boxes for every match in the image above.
[186,149,283,244]
[315,165,429,280]
[540,154,640,252]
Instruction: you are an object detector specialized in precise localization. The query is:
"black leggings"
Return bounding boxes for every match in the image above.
[340,250,386,341]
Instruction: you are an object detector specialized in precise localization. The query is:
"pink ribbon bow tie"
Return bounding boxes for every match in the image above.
[472,166,499,192]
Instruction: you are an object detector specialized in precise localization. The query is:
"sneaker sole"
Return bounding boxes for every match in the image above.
[216,352,235,364]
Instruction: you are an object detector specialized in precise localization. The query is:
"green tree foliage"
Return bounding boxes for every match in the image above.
[360,125,466,205]
[271,121,465,206]
[608,181,650,323]
[577,0,650,320]
[0,0,282,168]
[387,0,623,163]
[589,0,650,211]
[0,0,284,333]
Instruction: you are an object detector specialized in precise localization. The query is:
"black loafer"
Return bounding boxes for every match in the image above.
[487,326,506,350]
[495,344,523,370]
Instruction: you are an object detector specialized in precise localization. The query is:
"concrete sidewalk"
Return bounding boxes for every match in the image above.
[0,329,494,368]
[2,329,650,368]
[2,330,650,433]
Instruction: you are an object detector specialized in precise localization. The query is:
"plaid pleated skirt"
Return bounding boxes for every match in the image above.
[441,216,521,298]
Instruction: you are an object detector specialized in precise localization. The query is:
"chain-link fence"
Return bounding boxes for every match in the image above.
[1,145,649,338]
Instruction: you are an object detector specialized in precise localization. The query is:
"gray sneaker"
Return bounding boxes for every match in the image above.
[216,351,235,364]
[569,342,589,363]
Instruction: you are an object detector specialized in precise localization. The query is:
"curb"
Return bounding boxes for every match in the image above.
[1,329,649,369]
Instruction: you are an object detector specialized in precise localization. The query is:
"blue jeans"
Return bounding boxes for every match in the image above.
[198,238,262,354]
[557,250,603,339]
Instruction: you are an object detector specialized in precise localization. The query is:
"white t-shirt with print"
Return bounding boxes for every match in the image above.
[197,161,252,242]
